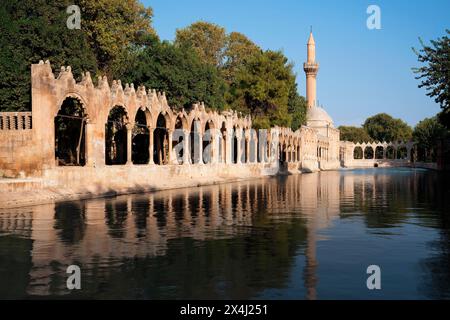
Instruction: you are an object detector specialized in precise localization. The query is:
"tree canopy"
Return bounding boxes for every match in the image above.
[413,30,450,129]
[363,113,413,142]
[230,50,296,128]
[0,0,98,111]
[0,4,307,130]
[413,117,448,150]
[78,0,156,77]
[175,21,226,68]
[116,35,226,110]
[338,126,371,143]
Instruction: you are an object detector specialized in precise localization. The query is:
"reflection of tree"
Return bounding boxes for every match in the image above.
[339,169,450,299]
[339,171,414,229]
[417,171,450,299]
[54,202,86,244]
[0,236,33,299]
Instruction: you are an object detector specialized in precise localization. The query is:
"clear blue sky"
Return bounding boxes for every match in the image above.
[143,0,449,127]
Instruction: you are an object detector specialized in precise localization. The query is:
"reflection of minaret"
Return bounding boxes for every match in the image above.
[304,213,318,300]
[303,29,319,108]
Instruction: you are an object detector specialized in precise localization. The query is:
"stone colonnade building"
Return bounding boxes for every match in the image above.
[0,32,341,185]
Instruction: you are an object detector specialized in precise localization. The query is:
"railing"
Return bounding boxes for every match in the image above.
[0,112,32,130]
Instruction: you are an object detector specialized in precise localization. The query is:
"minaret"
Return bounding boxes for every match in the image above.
[303,30,319,108]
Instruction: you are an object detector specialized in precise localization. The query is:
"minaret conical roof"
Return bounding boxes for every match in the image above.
[307,32,315,45]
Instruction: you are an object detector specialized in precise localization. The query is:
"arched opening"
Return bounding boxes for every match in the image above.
[132,109,149,164]
[279,143,287,162]
[232,126,238,164]
[190,119,201,164]
[250,129,257,163]
[105,105,128,165]
[364,146,374,159]
[375,146,384,159]
[203,121,213,164]
[386,146,395,159]
[397,146,407,160]
[353,146,363,159]
[55,97,86,166]
[220,122,227,163]
[154,113,168,165]
[173,116,186,164]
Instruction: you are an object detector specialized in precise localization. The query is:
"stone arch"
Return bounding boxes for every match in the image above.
[203,120,215,164]
[190,117,202,164]
[386,145,395,159]
[375,146,384,159]
[132,108,150,164]
[353,146,363,159]
[153,112,169,165]
[54,96,87,166]
[173,114,188,164]
[105,105,129,165]
[364,146,374,159]
[397,145,408,160]
[55,92,89,118]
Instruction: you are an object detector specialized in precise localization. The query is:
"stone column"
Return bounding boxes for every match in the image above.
[236,135,242,164]
[183,130,189,164]
[246,137,250,163]
[254,135,259,163]
[148,126,154,164]
[198,130,204,164]
[226,132,232,164]
[210,129,218,164]
[407,147,412,162]
[85,118,95,167]
[126,122,133,165]
[167,129,173,164]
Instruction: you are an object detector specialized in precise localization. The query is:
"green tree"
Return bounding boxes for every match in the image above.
[363,113,413,142]
[175,21,226,67]
[338,126,371,143]
[230,50,294,128]
[78,0,156,76]
[223,32,260,83]
[0,0,97,111]
[413,30,450,128]
[288,82,307,131]
[413,117,448,149]
[117,35,226,110]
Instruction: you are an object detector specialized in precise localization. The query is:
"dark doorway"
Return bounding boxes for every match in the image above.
[154,113,168,165]
[106,106,128,165]
[54,97,86,166]
[132,109,149,164]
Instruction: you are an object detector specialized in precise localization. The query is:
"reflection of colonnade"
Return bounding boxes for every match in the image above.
[0,171,391,298]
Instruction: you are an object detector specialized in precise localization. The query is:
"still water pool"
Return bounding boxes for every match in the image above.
[0,168,449,299]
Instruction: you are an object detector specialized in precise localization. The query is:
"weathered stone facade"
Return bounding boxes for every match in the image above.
[0,56,342,179]
[0,32,349,207]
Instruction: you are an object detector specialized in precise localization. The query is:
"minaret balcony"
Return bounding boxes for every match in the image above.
[303,62,319,73]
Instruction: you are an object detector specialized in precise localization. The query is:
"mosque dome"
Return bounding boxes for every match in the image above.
[306,106,334,128]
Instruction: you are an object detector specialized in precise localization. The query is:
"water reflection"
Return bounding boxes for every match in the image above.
[0,168,449,299]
